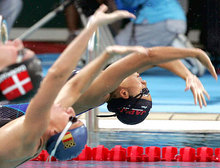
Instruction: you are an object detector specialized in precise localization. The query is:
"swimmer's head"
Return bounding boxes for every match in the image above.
[106,73,152,125]
[46,105,87,161]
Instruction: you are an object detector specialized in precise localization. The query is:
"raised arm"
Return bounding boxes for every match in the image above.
[54,49,113,108]
[23,5,135,138]
[80,46,217,106]
[139,60,210,108]
[106,46,217,90]
[54,45,146,109]
[143,47,217,80]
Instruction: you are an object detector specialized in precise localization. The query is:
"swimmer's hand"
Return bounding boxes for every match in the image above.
[106,45,148,55]
[91,4,135,26]
[185,75,210,108]
[195,49,218,80]
[6,39,35,60]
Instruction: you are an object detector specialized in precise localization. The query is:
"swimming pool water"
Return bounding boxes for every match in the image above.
[88,131,220,149]
[19,161,220,168]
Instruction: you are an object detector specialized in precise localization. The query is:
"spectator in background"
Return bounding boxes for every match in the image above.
[64,4,81,44]
[0,0,23,33]
[64,0,120,43]
[64,0,102,43]
[114,0,206,77]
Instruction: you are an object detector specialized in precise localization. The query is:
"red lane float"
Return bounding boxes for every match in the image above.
[31,145,219,162]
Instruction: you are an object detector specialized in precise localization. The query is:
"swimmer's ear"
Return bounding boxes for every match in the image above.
[119,88,129,99]
[49,129,58,137]
[65,107,75,115]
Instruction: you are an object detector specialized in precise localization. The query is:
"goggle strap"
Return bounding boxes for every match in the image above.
[96,113,117,117]
[48,116,77,162]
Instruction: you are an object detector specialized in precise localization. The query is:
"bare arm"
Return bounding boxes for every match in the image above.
[55,45,147,109]
[80,46,217,104]
[145,47,217,80]
[23,5,135,139]
[54,49,112,107]
[140,60,211,108]
[138,59,194,80]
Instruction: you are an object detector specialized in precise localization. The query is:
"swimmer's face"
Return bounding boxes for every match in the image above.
[119,72,152,101]
[50,104,83,135]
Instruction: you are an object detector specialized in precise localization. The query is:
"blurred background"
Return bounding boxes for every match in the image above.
[5,0,219,132]
[9,0,220,72]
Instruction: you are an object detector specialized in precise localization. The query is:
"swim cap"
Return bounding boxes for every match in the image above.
[106,88,152,125]
[46,117,87,161]
[0,55,42,101]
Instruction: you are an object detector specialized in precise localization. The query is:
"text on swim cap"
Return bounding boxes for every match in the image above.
[120,107,147,115]
[0,65,27,83]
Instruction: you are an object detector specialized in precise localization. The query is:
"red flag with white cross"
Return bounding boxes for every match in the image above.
[0,65,33,100]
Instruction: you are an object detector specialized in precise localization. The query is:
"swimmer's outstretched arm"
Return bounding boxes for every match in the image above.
[55,46,144,108]
[143,47,217,80]
[105,46,217,89]
[55,49,114,107]
[138,60,211,108]
[78,46,217,109]
[23,5,135,137]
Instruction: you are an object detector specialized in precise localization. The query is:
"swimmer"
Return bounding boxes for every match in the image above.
[55,46,218,125]
[0,5,135,167]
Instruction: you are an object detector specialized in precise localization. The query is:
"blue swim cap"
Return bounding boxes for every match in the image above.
[46,117,87,161]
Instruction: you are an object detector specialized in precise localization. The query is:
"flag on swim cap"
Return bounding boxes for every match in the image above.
[46,124,87,161]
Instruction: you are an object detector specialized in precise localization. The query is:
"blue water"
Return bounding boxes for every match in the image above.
[19,161,220,168]
[88,131,220,149]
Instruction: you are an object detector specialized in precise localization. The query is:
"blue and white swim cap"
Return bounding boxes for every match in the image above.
[46,117,87,161]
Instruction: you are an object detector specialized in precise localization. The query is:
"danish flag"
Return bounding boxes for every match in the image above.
[0,65,33,100]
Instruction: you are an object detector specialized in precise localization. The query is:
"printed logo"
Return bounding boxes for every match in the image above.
[62,132,76,149]
[141,106,148,109]
[120,107,147,115]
